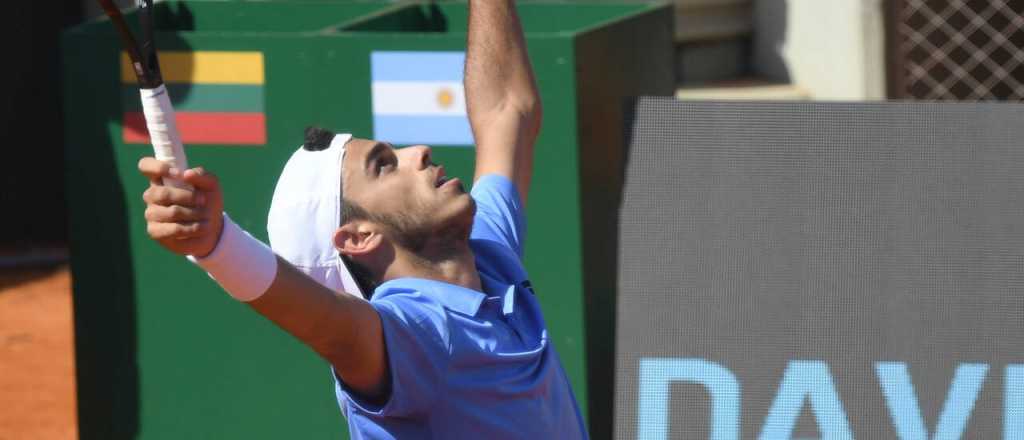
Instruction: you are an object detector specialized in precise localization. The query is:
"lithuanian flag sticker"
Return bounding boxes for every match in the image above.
[121,51,267,145]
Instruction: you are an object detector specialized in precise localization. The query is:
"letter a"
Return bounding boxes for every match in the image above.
[758,360,853,440]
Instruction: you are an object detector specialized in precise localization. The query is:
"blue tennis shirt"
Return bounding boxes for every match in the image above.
[334,174,588,439]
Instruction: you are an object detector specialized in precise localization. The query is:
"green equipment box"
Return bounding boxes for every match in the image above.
[62,1,672,438]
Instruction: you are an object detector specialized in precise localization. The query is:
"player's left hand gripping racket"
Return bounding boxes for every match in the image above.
[98,0,190,189]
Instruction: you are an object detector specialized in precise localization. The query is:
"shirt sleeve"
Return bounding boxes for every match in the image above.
[335,292,449,417]
[470,174,527,257]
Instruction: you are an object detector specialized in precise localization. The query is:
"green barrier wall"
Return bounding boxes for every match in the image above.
[62,2,672,438]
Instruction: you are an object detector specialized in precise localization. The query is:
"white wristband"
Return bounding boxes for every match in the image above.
[187,213,278,302]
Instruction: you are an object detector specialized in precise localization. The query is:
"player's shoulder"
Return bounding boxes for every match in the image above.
[471,174,522,209]
[371,282,447,322]
[471,237,528,280]
[470,173,527,257]
[369,278,488,347]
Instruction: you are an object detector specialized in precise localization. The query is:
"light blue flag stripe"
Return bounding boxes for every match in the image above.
[371,51,466,82]
[373,115,475,146]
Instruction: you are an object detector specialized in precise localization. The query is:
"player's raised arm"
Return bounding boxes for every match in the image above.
[466,0,541,205]
[137,158,388,400]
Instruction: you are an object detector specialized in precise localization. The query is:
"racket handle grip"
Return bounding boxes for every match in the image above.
[140,85,192,189]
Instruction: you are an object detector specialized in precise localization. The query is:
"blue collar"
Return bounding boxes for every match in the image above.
[375,277,488,316]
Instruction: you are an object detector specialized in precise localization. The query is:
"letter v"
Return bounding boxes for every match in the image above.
[875,362,988,440]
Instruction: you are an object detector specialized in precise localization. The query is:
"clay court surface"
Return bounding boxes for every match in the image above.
[0,266,78,440]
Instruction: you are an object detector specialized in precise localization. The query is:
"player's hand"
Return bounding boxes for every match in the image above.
[138,157,225,258]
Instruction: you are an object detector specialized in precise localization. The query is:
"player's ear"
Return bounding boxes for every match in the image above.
[333,220,383,257]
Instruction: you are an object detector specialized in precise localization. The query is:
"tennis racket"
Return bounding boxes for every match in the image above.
[98,0,190,189]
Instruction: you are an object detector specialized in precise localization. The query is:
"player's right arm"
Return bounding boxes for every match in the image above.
[138,157,388,401]
[465,0,541,206]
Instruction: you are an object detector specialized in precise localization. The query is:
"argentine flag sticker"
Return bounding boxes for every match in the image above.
[371,51,474,146]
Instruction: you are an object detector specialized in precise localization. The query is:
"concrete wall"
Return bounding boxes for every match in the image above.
[675,0,752,42]
[753,0,886,100]
[673,0,753,84]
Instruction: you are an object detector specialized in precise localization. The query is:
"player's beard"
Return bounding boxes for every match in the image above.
[379,197,476,258]
[377,210,431,253]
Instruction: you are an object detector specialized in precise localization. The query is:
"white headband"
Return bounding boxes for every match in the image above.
[267,133,364,298]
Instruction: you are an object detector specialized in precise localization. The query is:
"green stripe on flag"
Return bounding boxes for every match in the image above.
[121,84,264,113]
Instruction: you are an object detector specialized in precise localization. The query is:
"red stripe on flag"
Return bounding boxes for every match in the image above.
[123,112,267,145]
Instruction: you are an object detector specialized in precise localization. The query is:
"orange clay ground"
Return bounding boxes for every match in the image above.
[0,266,78,440]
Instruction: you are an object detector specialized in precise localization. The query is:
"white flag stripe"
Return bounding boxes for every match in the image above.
[372,81,467,116]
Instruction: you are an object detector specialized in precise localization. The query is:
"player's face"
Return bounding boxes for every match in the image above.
[341,138,475,251]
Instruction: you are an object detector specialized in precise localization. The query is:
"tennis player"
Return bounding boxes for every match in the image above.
[137,1,588,438]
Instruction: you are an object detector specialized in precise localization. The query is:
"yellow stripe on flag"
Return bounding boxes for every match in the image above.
[121,51,264,85]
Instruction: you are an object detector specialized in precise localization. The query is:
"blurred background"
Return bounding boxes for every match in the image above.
[3,0,1023,439]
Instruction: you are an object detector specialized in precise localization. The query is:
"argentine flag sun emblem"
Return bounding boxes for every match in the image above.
[371,51,474,147]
